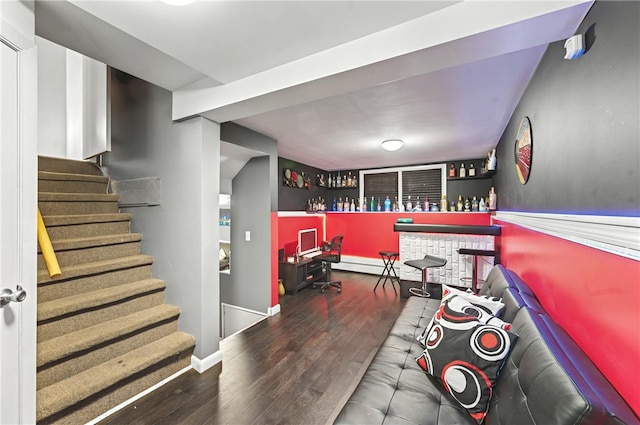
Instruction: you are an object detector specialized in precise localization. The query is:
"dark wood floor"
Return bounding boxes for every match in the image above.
[98,272,406,425]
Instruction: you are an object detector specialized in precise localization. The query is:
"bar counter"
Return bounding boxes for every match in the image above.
[317,212,499,287]
[392,220,500,288]
[393,223,501,236]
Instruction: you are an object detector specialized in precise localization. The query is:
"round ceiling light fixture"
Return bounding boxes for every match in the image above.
[381,139,404,152]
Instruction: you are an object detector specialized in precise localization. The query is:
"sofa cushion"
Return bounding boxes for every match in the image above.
[416,296,518,423]
[334,296,476,425]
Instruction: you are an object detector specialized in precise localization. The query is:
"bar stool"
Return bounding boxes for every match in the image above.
[404,254,447,298]
[374,250,400,295]
[457,248,496,294]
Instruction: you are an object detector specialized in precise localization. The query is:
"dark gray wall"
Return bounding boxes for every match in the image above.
[493,1,639,216]
[278,157,337,211]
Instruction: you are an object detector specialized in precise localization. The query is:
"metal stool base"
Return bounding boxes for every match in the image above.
[408,287,430,298]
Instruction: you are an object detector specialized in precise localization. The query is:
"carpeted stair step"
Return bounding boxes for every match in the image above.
[37,255,154,302]
[36,331,196,424]
[41,213,132,240]
[39,171,109,194]
[38,192,120,216]
[37,233,143,270]
[38,278,167,342]
[37,304,181,389]
[38,155,103,176]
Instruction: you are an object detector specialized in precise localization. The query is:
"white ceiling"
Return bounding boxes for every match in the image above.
[35,0,594,172]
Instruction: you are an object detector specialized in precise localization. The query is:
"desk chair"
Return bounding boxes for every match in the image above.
[313,235,343,293]
[404,254,447,298]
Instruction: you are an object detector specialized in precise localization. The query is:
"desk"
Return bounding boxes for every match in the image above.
[278,258,326,294]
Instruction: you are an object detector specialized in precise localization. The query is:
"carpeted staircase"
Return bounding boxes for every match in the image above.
[36,156,196,425]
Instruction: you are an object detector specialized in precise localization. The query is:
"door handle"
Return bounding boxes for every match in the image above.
[0,285,27,307]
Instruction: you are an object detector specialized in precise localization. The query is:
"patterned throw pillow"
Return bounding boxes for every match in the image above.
[441,284,505,316]
[417,288,508,347]
[416,296,518,424]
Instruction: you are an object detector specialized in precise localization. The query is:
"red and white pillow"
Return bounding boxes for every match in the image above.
[417,285,509,347]
[416,294,518,423]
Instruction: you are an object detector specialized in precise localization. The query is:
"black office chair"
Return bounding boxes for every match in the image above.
[314,235,344,293]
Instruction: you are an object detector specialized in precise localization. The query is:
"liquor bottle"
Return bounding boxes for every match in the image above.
[332,198,337,211]
[377,198,382,212]
[459,163,466,178]
[488,149,497,171]
[342,173,346,187]
[352,174,357,188]
[406,196,413,212]
[441,194,447,212]
[457,195,463,211]
[479,197,486,212]
[347,172,352,187]
[344,197,349,212]
[363,197,368,212]
[449,163,456,178]
[424,196,429,212]
[489,187,497,210]
[464,197,471,212]
[356,198,361,212]
[350,198,356,212]
[468,163,476,177]
[327,174,332,188]
[384,196,391,212]
[336,172,341,188]
[394,196,399,212]
[471,196,479,211]
[338,197,343,212]
[450,201,456,212]
[370,196,375,212]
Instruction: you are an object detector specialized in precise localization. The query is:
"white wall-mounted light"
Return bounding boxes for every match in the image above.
[159,0,196,6]
[564,34,585,60]
[381,139,404,152]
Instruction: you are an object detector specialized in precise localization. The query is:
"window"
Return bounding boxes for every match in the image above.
[360,164,446,211]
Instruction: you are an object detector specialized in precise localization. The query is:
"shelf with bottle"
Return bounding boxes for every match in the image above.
[444,188,497,213]
[326,170,358,189]
[447,153,497,181]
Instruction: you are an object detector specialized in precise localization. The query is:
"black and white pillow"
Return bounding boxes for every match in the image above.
[416,296,518,423]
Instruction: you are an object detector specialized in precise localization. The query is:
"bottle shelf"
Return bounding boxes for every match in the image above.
[447,170,495,181]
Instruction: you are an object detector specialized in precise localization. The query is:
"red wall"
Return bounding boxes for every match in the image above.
[271,212,279,307]
[325,212,491,258]
[495,219,640,416]
[277,214,325,257]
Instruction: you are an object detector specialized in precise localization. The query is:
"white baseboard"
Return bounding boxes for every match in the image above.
[86,364,193,424]
[268,303,281,316]
[191,350,222,374]
[331,255,391,276]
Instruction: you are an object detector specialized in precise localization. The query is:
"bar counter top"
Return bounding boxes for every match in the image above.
[393,223,501,235]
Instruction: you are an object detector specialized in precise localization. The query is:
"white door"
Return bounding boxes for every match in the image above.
[1,35,38,425]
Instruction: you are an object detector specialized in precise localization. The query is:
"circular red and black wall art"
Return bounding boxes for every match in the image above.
[515,117,532,184]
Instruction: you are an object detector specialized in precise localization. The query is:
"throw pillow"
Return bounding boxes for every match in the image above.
[441,284,505,316]
[416,296,518,424]
[417,290,509,347]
